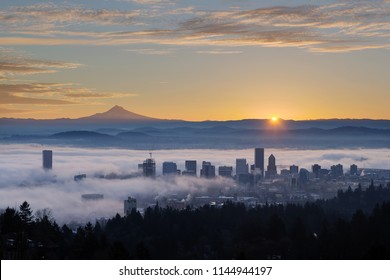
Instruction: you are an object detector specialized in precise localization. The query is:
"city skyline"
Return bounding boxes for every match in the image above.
[2,144,390,223]
[1,0,389,121]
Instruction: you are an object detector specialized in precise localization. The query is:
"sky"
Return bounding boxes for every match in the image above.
[0,0,389,121]
[1,144,390,223]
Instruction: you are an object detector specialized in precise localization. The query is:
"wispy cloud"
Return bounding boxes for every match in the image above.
[120,0,175,6]
[0,48,81,80]
[0,49,135,108]
[0,3,140,29]
[174,2,390,52]
[0,106,29,114]
[0,1,389,52]
[1,93,73,105]
[64,92,137,99]
[0,83,137,105]
[125,48,176,55]
[168,6,196,15]
[196,49,243,55]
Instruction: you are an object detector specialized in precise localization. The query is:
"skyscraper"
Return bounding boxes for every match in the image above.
[290,165,299,174]
[184,160,197,176]
[143,157,156,178]
[299,168,310,185]
[254,148,264,177]
[200,161,215,178]
[42,150,52,170]
[162,162,178,175]
[218,166,233,177]
[312,164,321,178]
[124,197,137,216]
[331,164,344,178]
[267,154,277,177]
[236,158,249,176]
[350,164,358,176]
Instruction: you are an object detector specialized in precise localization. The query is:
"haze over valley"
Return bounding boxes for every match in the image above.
[2,106,390,149]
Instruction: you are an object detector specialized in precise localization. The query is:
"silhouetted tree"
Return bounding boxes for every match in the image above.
[19,201,33,227]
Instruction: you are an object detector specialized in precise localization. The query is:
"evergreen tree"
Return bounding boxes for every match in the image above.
[19,201,33,227]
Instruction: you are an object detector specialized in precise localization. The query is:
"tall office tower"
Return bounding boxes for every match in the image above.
[124,197,137,216]
[42,150,53,170]
[312,164,321,178]
[143,157,156,178]
[162,162,178,175]
[331,164,344,178]
[200,161,215,178]
[218,166,233,177]
[254,148,264,178]
[299,168,310,185]
[236,158,249,176]
[266,154,277,177]
[350,164,358,176]
[184,160,197,176]
[290,165,299,174]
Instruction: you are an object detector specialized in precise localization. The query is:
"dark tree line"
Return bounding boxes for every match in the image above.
[2,183,390,259]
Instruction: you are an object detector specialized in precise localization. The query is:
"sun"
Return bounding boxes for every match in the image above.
[271,116,279,122]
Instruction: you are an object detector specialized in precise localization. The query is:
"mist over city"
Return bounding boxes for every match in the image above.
[1,144,389,225]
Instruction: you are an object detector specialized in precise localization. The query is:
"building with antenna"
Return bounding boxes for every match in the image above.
[143,153,156,178]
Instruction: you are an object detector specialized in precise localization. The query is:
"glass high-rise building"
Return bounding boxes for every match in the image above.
[218,166,233,177]
[162,162,178,175]
[143,158,156,178]
[267,154,277,177]
[184,160,197,176]
[200,161,215,178]
[290,165,299,174]
[254,148,264,177]
[42,150,52,170]
[350,164,358,176]
[236,158,249,176]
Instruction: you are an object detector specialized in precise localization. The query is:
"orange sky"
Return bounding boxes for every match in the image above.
[1,1,389,121]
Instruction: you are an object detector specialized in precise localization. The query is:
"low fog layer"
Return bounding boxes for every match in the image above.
[1,144,390,224]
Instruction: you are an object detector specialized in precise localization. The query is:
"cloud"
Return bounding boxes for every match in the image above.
[0,48,81,79]
[173,2,390,52]
[196,49,243,55]
[0,49,134,108]
[121,0,175,6]
[0,83,137,105]
[168,6,196,15]
[0,107,29,114]
[0,2,389,52]
[125,48,176,55]
[131,0,173,4]
[0,83,77,105]
[63,92,137,99]
[0,93,73,105]
[0,3,140,29]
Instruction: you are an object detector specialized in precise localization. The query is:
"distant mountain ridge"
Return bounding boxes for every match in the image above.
[2,126,390,149]
[2,106,390,133]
